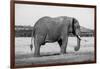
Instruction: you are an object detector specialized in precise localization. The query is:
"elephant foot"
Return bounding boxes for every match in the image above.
[34,54,40,57]
[60,52,67,56]
[61,52,66,54]
[34,53,40,57]
[74,46,80,51]
[61,51,66,54]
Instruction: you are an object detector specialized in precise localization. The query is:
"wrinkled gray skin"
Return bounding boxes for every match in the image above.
[30,16,81,57]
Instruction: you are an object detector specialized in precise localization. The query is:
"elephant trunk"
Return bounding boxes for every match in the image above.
[74,35,81,51]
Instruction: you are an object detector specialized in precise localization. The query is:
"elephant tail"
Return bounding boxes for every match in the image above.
[30,26,35,51]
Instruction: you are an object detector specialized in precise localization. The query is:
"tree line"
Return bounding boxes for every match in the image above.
[15,29,94,37]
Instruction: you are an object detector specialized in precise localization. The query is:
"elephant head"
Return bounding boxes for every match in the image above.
[71,18,81,51]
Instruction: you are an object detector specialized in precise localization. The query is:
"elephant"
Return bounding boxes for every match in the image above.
[30,16,81,57]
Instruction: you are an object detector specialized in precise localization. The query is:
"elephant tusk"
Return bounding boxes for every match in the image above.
[77,35,81,40]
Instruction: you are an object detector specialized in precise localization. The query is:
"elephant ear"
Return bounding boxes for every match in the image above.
[72,18,76,35]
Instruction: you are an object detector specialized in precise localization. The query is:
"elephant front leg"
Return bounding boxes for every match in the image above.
[60,37,68,54]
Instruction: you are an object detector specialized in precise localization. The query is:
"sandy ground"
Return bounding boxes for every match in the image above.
[15,37,95,66]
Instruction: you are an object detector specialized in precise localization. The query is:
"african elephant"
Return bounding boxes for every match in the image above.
[30,16,81,57]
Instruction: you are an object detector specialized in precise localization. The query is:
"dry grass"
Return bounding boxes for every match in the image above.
[15,37,94,66]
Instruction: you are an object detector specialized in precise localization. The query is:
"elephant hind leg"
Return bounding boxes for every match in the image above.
[34,35,43,57]
[34,37,41,57]
[34,34,46,57]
